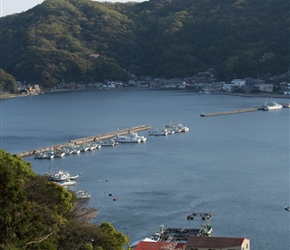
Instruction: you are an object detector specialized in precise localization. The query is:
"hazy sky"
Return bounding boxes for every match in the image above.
[0,0,146,17]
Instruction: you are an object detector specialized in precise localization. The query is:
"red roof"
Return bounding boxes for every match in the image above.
[186,236,248,248]
[134,241,185,250]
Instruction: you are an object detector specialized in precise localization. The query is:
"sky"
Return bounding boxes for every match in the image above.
[0,0,146,17]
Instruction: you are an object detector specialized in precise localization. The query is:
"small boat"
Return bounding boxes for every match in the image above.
[71,147,81,154]
[98,139,118,146]
[34,152,54,159]
[148,129,169,136]
[114,134,141,143]
[177,123,189,132]
[62,147,73,155]
[46,170,80,181]
[129,132,147,142]
[164,122,181,133]
[75,190,91,199]
[79,145,90,152]
[284,206,290,211]
[54,150,65,158]
[283,103,290,108]
[263,98,283,111]
[53,179,76,186]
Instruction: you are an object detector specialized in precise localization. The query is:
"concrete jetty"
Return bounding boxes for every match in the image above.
[18,125,151,157]
[200,108,261,117]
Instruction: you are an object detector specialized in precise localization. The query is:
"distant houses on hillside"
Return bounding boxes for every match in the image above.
[14,69,290,96]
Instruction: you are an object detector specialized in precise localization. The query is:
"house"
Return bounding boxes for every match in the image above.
[254,83,273,93]
[134,241,186,250]
[185,236,250,250]
[222,79,246,92]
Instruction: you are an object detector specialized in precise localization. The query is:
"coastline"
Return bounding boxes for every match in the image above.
[1,88,289,100]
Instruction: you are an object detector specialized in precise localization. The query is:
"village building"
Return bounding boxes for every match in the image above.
[185,236,250,250]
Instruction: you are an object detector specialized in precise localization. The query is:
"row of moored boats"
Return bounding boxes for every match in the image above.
[34,139,118,159]
[148,123,189,136]
[34,123,189,159]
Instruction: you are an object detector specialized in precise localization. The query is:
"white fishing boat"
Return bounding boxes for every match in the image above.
[75,190,91,199]
[129,132,147,142]
[177,123,189,132]
[148,129,169,136]
[34,152,54,159]
[79,145,90,152]
[164,122,178,134]
[46,170,80,181]
[53,179,76,186]
[98,139,118,146]
[61,146,73,155]
[54,150,65,158]
[263,98,283,110]
[71,147,81,154]
[114,134,141,143]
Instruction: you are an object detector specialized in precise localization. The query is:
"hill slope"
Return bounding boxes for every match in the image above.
[1,0,289,87]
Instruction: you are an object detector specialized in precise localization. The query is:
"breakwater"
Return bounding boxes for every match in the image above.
[18,125,151,157]
[200,108,261,117]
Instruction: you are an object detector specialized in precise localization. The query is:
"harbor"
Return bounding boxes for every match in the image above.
[17,125,151,158]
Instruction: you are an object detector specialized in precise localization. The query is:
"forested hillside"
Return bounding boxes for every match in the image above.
[1,0,289,88]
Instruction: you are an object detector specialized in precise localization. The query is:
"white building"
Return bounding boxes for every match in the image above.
[222,79,246,92]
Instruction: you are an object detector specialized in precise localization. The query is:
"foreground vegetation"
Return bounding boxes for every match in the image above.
[0,149,130,250]
[0,0,289,89]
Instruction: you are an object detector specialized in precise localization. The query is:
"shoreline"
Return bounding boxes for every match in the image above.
[1,88,289,100]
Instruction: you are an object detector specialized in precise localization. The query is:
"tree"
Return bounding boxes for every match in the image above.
[0,149,130,250]
[0,150,35,248]
[0,69,18,93]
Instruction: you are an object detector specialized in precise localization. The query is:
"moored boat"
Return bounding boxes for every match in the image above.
[34,152,54,159]
[98,139,118,146]
[74,190,91,199]
[263,98,283,111]
[54,150,65,158]
[148,129,169,136]
[46,170,80,181]
[129,132,147,142]
[177,123,189,132]
[114,134,141,143]
[53,179,76,186]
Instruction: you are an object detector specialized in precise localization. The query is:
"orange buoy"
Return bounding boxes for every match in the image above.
[113,198,117,201]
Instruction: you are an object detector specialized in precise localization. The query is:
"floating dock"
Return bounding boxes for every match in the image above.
[200,108,261,117]
[18,125,151,157]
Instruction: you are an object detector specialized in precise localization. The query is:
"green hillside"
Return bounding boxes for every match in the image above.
[1,0,289,88]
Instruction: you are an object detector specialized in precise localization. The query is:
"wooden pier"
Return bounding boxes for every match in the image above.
[200,108,261,117]
[18,125,151,157]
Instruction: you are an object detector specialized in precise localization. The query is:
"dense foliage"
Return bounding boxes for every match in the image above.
[0,69,18,93]
[0,149,130,249]
[0,0,289,88]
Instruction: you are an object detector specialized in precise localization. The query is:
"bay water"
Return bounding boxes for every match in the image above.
[1,89,289,249]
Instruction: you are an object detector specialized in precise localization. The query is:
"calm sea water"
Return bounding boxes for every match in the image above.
[1,89,289,249]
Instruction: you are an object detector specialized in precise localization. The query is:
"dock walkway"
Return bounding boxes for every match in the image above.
[18,125,151,157]
[200,108,261,117]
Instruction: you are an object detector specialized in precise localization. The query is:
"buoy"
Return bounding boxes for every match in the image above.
[109,194,112,196]
[113,198,117,201]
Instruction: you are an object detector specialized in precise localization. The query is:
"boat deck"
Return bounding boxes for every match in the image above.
[160,228,200,242]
